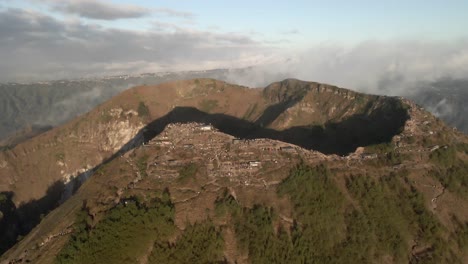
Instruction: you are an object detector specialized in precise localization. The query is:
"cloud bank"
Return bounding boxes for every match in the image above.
[223,39,468,95]
[49,0,150,20]
[0,8,270,82]
[39,0,194,20]
[1,6,467,96]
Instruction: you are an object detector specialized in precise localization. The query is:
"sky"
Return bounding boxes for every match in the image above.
[1,0,468,91]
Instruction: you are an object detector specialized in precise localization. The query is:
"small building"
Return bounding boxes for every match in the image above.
[154,140,172,146]
[222,161,233,166]
[249,161,261,167]
[199,125,214,131]
[361,153,378,160]
[280,146,296,153]
[167,159,180,166]
[430,145,440,152]
[232,138,243,144]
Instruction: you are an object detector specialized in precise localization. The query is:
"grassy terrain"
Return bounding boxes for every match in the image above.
[429,145,468,197]
[198,99,219,113]
[214,164,463,263]
[149,222,224,263]
[137,101,150,118]
[56,189,223,264]
[177,163,199,183]
[56,194,174,264]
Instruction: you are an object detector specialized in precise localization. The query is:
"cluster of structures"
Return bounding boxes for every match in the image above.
[141,123,326,187]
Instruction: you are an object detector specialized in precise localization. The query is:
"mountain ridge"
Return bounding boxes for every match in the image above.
[1,78,467,263]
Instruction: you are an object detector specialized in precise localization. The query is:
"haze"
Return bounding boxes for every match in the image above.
[0,0,466,91]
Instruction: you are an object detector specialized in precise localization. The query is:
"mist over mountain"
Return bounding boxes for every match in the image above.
[0,70,233,144]
[0,67,467,149]
[406,79,468,133]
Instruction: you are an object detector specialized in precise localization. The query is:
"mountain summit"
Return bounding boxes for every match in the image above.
[1,79,467,263]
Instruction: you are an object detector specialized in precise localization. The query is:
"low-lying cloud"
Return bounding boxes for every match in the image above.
[223,39,468,96]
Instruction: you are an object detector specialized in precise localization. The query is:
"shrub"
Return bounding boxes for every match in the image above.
[198,99,218,112]
[56,196,174,264]
[137,101,150,118]
[149,222,224,264]
[178,163,198,182]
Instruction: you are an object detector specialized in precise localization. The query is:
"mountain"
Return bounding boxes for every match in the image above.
[0,69,233,146]
[1,72,467,151]
[0,79,467,263]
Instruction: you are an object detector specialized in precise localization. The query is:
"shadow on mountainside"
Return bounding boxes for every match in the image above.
[0,97,409,256]
[0,181,64,255]
[0,127,145,256]
[143,102,409,156]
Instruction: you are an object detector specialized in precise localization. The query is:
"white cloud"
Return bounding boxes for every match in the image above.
[39,0,150,20]
[0,8,271,82]
[2,6,468,94]
[32,0,194,20]
[223,39,468,95]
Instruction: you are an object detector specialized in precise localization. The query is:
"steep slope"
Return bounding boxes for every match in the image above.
[3,78,465,263]
[0,69,234,145]
[0,78,408,204]
[2,73,466,151]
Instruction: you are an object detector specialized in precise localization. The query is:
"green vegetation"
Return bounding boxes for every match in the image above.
[0,193,7,204]
[136,154,148,178]
[215,165,348,262]
[56,194,174,264]
[137,101,150,118]
[214,189,239,217]
[215,188,293,263]
[342,172,463,263]
[277,164,347,262]
[234,205,293,264]
[456,143,468,154]
[365,142,408,166]
[214,165,457,263]
[429,145,468,197]
[354,94,367,106]
[365,142,393,154]
[149,222,224,263]
[177,163,199,182]
[198,99,219,113]
[55,152,65,161]
[431,162,468,197]
[100,110,112,123]
[430,146,457,168]
[56,186,227,264]
[0,145,12,151]
[453,216,468,251]
[344,173,443,262]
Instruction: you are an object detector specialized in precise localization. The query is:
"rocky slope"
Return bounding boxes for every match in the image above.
[0,69,234,145]
[1,79,467,263]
